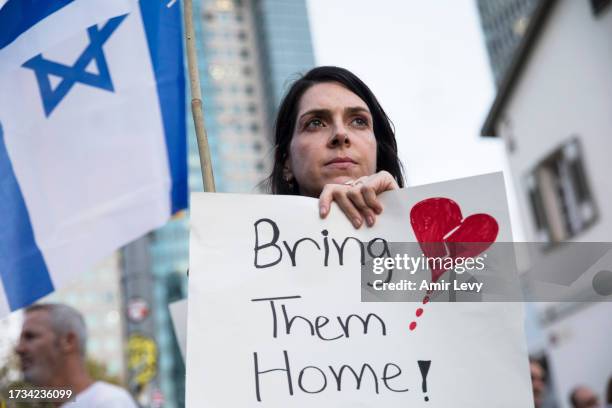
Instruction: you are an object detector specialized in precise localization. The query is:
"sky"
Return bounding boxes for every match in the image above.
[305,0,526,241]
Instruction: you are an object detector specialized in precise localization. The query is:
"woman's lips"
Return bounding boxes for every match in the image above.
[325,157,357,169]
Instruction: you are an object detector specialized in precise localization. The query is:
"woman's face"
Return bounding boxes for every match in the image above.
[286,82,377,197]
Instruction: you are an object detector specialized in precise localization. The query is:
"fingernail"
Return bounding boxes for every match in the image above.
[353,217,362,228]
[319,205,327,217]
[366,215,374,227]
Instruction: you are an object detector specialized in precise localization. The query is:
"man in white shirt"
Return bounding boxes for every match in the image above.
[16,303,138,407]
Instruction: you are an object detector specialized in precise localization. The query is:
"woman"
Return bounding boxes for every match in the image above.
[266,66,405,228]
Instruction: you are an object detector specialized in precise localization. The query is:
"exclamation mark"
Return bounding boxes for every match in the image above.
[418,360,431,402]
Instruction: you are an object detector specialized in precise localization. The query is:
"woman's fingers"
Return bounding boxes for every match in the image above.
[368,170,400,193]
[320,184,378,228]
[346,186,377,227]
[319,184,365,228]
[318,184,335,218]
[360,183,383,215]
[332,187,364,228]
[319,171,401,228]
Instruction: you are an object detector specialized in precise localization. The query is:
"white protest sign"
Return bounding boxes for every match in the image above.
[186,172,533,407]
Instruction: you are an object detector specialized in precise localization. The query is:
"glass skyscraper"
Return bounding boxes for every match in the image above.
[122,1,315,407]
[254,0,316,123]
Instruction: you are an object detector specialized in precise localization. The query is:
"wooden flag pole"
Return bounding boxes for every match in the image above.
[183,0,216,192]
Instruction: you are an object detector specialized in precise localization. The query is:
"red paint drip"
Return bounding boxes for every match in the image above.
[410,295,431,333]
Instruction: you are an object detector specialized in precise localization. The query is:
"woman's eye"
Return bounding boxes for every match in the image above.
[305,118,324,129]
[351,117,368,127]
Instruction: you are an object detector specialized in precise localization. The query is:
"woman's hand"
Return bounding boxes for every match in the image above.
[318,170,399,228]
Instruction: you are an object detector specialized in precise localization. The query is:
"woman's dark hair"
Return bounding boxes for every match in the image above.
[266,66,405,194]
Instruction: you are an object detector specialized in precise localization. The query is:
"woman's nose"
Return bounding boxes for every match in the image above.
[328,124,350,147]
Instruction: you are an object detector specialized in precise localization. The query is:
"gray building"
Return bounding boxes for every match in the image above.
[476,0,540,84]
[121,1,315,407]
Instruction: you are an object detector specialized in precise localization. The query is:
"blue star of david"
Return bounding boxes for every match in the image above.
[22,14,128,117]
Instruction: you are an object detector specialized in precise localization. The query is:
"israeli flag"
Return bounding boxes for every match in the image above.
[0,0,187,315]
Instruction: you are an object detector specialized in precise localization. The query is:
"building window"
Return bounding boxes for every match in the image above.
[215,0,234,12]
[590,0,611,15]
[209,65,227,81]
[526,137,597,244]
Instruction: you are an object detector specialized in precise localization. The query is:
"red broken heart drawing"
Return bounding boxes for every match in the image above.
[410,197,499,282]
[407,197,499,332]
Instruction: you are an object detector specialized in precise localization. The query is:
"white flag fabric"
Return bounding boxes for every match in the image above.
[0,0,187,315]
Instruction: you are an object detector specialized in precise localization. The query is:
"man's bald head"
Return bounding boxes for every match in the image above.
[570,385,600,408]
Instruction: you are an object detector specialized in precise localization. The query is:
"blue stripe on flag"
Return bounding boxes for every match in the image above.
[0,123,54,310]
[139,2,188,214]
[0,0,75,50]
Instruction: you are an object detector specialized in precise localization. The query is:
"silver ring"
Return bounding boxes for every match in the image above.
[343,180,355,186]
